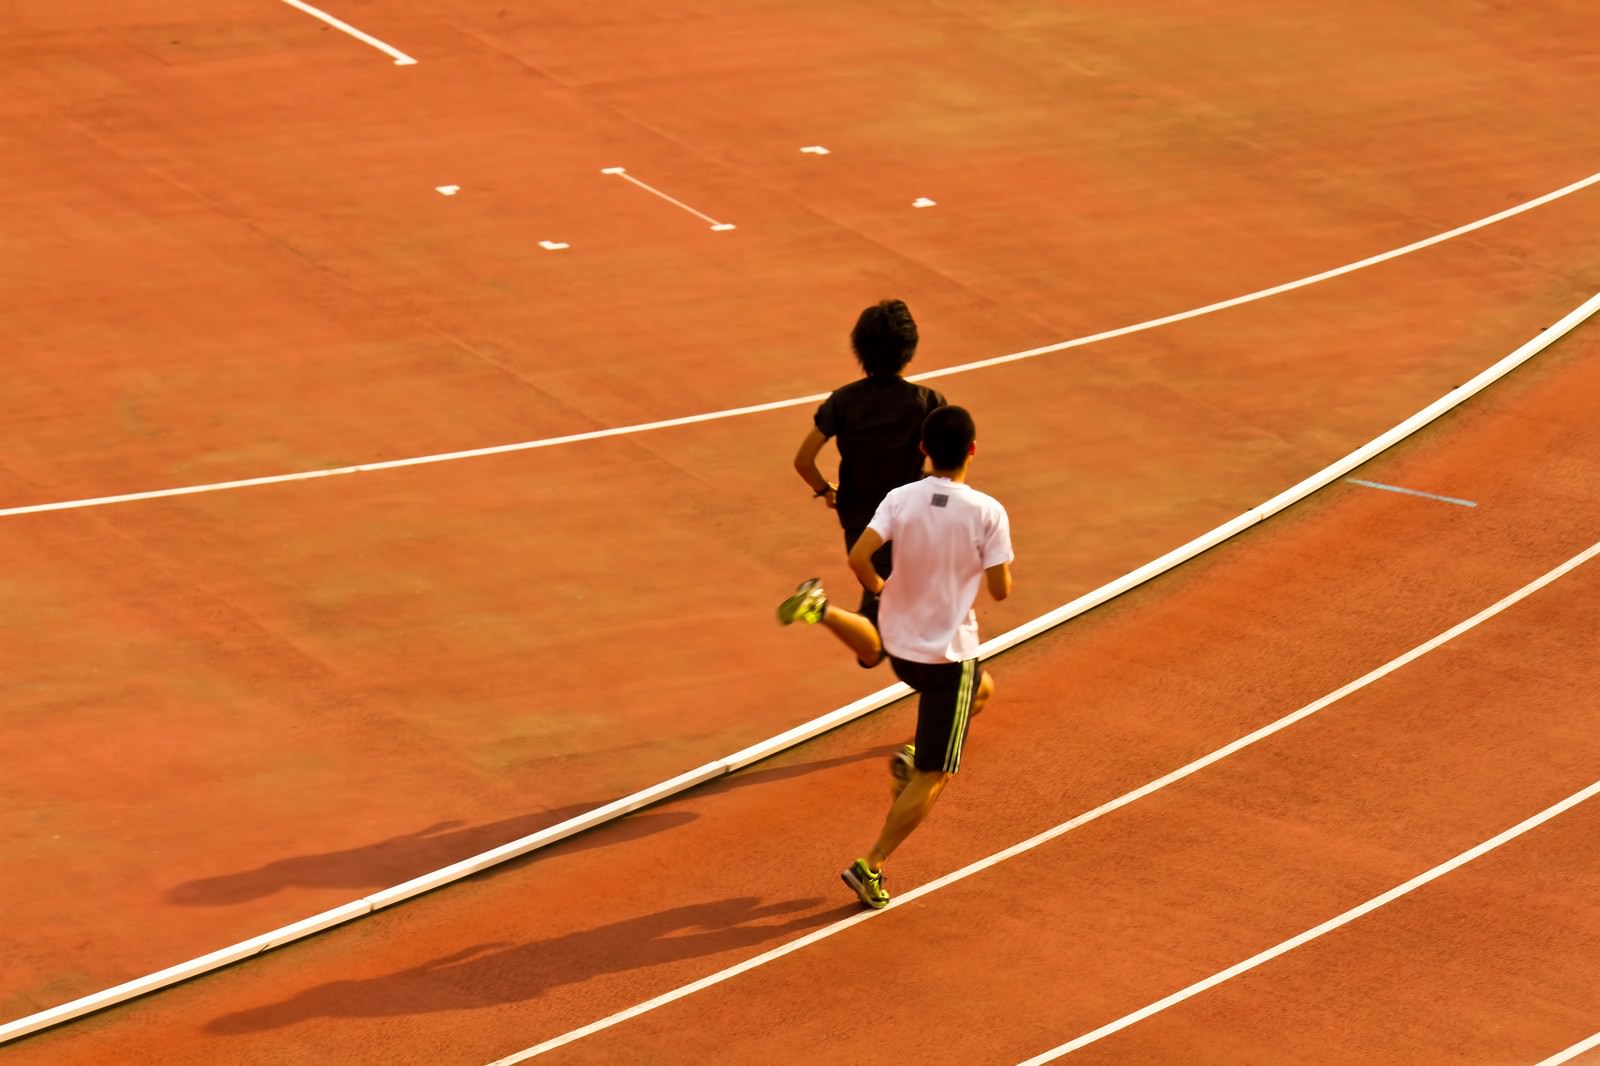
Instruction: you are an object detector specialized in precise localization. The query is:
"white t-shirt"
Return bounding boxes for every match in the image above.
[866,476,1014,664]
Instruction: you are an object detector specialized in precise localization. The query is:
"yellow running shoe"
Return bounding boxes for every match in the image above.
[776,578,828,625]
[841,858,889,909]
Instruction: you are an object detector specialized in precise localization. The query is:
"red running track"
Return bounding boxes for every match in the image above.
[9,282,1599,1065]
[5,0,1600,1059]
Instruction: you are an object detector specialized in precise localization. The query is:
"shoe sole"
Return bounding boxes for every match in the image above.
[889,747,914,797]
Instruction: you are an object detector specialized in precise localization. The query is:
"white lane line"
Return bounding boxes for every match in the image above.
[955,292,1599,667]
[0,295,1595,1049]
[1017,776,1600,1064]
[0,390,831,518]
[487,538,1600,1064]
[278,0,418,65]
[600,167,736,230]
[1345,478,1478,507]
[3,171,1597,520]
[1536,1031,1600,1066]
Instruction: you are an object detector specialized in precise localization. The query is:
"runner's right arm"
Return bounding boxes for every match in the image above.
[792,426,837,507]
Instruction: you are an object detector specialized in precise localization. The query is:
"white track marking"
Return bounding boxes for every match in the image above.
[278,0,417,65]
[436,185,460,196]
[1536,1031,1600,1065]
[0,296,1594,1048]
[537,241,569,251]
[600,167,735,230]
[487,539,1600,1063]
[1017,777,1600,1063]
[912,196,937,207]
[939,292,1598,666]
[800,145,830,155]
[2,174,1597,519]
[0,391,832,518]
[1345,477,1477,507]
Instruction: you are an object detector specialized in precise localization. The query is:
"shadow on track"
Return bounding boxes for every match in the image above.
[204,895,849,1032]
[169,745,896,905]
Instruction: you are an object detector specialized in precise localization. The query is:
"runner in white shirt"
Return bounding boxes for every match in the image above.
[777,405,1014,909]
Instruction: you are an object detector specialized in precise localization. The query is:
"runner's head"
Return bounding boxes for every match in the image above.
[850,299,919,377]
[922,405,976,471]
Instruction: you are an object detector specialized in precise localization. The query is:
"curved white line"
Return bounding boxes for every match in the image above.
[1018,774,1600,1063]
[2,292,1594,1049]
[495,537,1600,1063]
[3,170,1597,519]
[1536,1030,1600,1066]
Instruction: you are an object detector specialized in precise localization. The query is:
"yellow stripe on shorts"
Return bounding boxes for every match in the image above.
[943,659,976,773]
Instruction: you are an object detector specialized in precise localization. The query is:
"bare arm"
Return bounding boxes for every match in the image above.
[792,426,836,508]
[985,561,1012,601]
[849,529,886,594]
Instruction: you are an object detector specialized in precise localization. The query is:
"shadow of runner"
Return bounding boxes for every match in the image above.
[205,895,848,1033]
[169,745,897,906]
[166,805,699,905]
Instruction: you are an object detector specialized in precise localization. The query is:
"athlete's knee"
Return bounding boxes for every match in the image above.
[856,647,887,669]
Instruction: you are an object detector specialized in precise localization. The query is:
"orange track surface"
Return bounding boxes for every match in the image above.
[4,1,1600,1061]
[11,301,1598,1066]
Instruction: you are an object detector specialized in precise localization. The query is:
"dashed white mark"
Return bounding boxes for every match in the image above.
[5,180,1600,521]
[912,196,937,208]
[435,185,460,196]
[600,167,735,231]
[800,146,830,155]
[278,0,417,64]
[1345,478,1477,508]
[538,241,569,251]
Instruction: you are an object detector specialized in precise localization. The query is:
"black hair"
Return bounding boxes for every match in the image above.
[922,405,976,470]
[850,299,919,377]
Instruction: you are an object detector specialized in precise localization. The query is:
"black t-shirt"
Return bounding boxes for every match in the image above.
[814,376,947,530]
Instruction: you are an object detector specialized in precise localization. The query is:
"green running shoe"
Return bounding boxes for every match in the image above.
[841,858,889,909]
[777,578,828,625]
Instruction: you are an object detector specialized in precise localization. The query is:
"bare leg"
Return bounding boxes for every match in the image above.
[871,670,994,868]
[820,604,882,667]
[866,768,948,872]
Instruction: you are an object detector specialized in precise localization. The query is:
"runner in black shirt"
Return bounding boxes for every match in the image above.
[793,299,946,626]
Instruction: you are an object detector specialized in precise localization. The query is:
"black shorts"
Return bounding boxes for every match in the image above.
[888,655,982,775]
